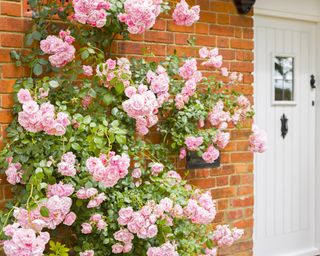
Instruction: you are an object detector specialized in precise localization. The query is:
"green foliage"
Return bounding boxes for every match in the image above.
[47,241,70,256]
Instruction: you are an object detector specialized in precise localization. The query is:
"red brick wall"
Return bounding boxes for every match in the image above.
[0,0,254,255]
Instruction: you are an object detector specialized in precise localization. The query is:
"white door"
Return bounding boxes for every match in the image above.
[254,16,317,256]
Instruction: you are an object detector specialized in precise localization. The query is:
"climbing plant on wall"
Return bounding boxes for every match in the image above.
[0,0,266,255]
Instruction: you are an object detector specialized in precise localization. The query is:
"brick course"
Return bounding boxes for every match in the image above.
[0,0,254,255]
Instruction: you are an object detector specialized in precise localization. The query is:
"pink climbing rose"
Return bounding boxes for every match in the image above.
[73,0,111,28]
[40,30,75,67]
[202,145,219,164]
[172,0,200,26]
[118,0,162,34]
[249,125,267,153]
[185,136,203,151]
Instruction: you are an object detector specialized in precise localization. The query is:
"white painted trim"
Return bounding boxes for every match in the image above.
[255,7,320,22]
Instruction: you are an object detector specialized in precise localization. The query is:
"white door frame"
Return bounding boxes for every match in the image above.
[254,4,320,254]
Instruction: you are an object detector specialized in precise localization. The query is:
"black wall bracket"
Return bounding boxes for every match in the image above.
[233,0,256,14]
[186,152,220,170]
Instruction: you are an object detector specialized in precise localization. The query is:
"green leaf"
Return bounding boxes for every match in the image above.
[40,206,50,217]
[115,82,124,94]
[49,80,60,88]
[88,88,96,98]
[76,199,83,207]
[116,134,126,145]
[71,142,81,150]
[103,93,113,105]
[81,50,89,60]
[33,63,43,76]
[10,50,20,60]
[32,31,42,41]
[25,33,34,46]
[83,115,91,124]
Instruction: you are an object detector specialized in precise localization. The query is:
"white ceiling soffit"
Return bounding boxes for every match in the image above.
[254,0,320,22]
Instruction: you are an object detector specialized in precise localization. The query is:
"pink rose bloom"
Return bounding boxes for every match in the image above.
[47,182,74,197]
[202,145,220,163]
[249,125,267,153]
[90,214,103,223]
[125,86,137,98]
[5,162,24,185]
[114,229,134,243]
[202,248,217,256]
[87,193,106,208]
[63,212,77,226]
[3,223,20,237]
[199,47,209,58]
[80,250,95,256]
[214,131,230,149]
[172,204,183,217]
[106,58,117,69]
[147,66,170,106]
[149,162,164,175]
[179,148,187,159]
[208,101,231,129]
[237,95,250,109]
[147,242,179,256]
[38,87,49,98]
[61,152,76,164]
[229,72,237,81]
[123,242,133,253]
[159,198,173,212]
[132,168,142,178]
[185,136,203,151]
[17,89,32,104]
[221,67,229,77]
[172,0,200,26]
[57,162,76,176]
[118,207,133,225]
[23,100,39,115]
[40,33,75,68]
[86,157,104,172]
[112,243,124,254]
[232,227,244,241]
[202,55,223,68]
[97,220,107,230]
[147,224,158,238]
[179,58,198,80]
[166,171,182,182]
[3,226,50,256]
[73,0,111,28]
[212,224,242,247]
[76,187,98,199]
[118,0,162,34]
[83,65,93,76]
[81,223,92,234]
[122,88,159,135]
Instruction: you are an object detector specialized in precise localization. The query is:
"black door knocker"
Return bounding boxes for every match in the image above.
[281,114,288,139]
[310,75,316,89]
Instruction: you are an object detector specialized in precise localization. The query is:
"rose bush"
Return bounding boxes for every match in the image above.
[0,0,266,255]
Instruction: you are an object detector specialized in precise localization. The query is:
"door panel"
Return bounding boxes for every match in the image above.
[254,16,317,256]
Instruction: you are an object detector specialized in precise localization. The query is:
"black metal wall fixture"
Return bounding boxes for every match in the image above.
[310,74,316,89]
[186,152,220,170]
[233,0,256,15]
[281,114,288,139]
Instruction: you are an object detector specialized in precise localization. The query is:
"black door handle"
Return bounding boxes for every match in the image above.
[311,75,316,89]
[281,114,288,139]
